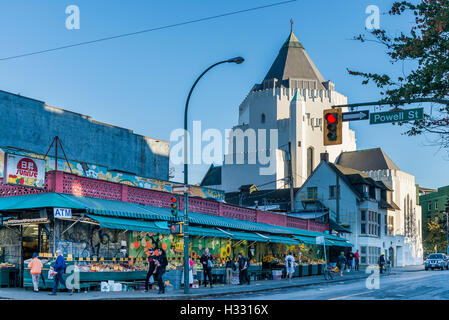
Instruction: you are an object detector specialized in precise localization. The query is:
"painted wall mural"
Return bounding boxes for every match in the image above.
[0,148,224,201]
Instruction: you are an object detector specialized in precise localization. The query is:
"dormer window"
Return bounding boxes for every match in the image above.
[261,113,266,123]
[375,188,381,201]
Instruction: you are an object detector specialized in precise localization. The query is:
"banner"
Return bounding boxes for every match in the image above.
[5,154,46,188]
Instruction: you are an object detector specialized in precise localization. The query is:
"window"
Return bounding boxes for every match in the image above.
[306,187,317,200]
[307,147,314,177]
[428,202,432,211]
[329,185,336,199]
[435,200,438,210]
[385,215,388,235]
[388,216,394,235]
[261,113,266,123]
[361,211,380,237]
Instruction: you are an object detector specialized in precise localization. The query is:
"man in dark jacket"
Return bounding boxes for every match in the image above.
[337,252,347,277]
[200,248,213,288]
[155,249,168,294]
[238,253,250,285]
[49,250,71,295]
[144,248,157,292]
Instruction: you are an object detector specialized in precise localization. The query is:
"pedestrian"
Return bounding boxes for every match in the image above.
[237,253,250,285]
[144,248,157,292]
[378,253,386,274]
[337,251,347,277]
[225,258,236,285]
[346,250,354,272]
[28,252,43,292]
[181,257,194,288]
[354,250,360,271]
[155,248,168,294]
[49,250,72,295]
[200,248,214,288]
[285,252,295,282]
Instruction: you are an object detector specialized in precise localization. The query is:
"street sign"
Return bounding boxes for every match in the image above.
[172,185,188,193]
[342,110,369,122]
[370,107,424,125]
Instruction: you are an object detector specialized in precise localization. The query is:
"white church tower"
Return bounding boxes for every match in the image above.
[220,25,357,192]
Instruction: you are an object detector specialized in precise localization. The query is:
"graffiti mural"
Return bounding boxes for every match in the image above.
[0,147,224,201]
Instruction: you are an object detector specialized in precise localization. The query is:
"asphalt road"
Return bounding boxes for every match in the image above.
[207,269,449,300]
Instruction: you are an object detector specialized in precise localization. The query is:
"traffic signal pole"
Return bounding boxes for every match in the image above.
[183,57,244,294]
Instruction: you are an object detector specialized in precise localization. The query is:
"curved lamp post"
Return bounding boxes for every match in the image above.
[183,57,244,294]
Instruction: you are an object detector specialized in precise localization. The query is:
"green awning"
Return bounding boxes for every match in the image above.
[293,235,319,245]
[264,234,299,245]
[230,231,268,242]
[61,194,176,222]
[0,193,85,210]
[87,215,170,234]
[329,218,351,233]
[189,226,232,238]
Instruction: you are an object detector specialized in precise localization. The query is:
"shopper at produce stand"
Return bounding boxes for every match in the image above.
[144,248,157,292]
[285,252,295,282]
[237,253,250,285]
[154,248,168,294]
[49,250,73,295]
[200,248,214,288]
[225,258,236,285]
[27,252,43,292]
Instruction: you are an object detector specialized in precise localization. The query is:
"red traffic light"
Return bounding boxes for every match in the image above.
[171,197,177,203]
[325,113,337,124]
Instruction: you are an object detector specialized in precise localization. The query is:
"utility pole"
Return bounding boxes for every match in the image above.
[336,174,340,224]
[288,142,294,212]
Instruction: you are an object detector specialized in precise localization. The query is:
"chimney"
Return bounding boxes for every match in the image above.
[320,152,329,162]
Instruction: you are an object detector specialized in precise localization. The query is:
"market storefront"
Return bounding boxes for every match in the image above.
[0,192,353,291]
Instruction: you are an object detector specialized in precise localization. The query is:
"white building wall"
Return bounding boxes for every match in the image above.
[365,169,423,265]
[222,87,357,192]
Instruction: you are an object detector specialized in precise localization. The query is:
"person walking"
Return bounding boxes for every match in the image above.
[225,258,236,285]
[155,248,168,294]
[144,248,157,292]
[200,248,214,288]
[337,252,347,277]
[238,253,250,285]
[28,252,43,292]
[181,257,194,288]
[346,250,354,272]
[49,250,72,295]
[354,250,360,271]
[378,253,386,274]
[285,252,295,282]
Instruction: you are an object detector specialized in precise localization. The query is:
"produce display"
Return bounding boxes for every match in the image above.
[0,263,14,269]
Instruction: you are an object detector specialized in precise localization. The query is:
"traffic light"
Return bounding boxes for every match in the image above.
[170,196,179,216]
[170,223,183,235]
[323,108,342,146]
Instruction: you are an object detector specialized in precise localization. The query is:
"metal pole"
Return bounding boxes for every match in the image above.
[288,142,294,213]
[183,57,244,294]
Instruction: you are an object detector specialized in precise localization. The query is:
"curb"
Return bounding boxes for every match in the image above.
[97,274,372,300]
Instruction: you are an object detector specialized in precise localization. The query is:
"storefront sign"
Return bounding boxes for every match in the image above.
[4,154,45,188]
[54,208,72,219]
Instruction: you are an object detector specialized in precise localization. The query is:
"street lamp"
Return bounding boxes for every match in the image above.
[182,57,244,294]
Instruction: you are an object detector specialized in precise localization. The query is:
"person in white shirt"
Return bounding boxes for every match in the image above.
[285,252,296,281]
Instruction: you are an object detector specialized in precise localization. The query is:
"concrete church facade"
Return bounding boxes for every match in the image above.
[220,28,357,192]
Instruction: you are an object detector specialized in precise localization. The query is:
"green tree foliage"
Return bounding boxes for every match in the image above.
[423,212,448,254]
[349,0,449,149]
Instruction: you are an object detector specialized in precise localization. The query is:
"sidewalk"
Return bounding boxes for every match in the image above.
[0,270,375,300]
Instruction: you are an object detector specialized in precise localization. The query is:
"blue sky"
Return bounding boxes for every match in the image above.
[0,0,446,189]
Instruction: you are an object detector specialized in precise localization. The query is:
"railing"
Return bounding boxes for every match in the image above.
[0,171,329,232]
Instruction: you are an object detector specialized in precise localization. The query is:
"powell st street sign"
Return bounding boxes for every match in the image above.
[370,107,424,125]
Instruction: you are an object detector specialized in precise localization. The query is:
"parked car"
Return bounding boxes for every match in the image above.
[425,253,449,270]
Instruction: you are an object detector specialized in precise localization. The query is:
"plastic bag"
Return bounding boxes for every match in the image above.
[48,267,57,279]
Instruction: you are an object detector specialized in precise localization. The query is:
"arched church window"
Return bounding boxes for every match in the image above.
[261,113,266,123]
